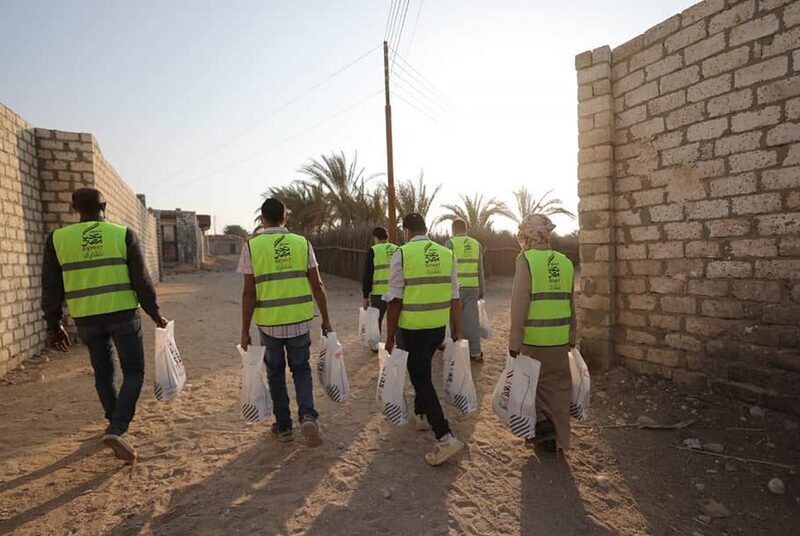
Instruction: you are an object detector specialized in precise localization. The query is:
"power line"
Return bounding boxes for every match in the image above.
[392,86,444,124]
[405,0,424,57]
[394,64,453,111]
[391,0,412,60]
[151,44,381,191]
[390,47,453,107]
[153,90,383,194]
[392,67,450,113]
[384,0,399,41]
[386,0,402,46]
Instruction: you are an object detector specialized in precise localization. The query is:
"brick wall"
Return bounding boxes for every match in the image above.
[0,105,46,376]
[0,102,160,375]
[576,0,800,413]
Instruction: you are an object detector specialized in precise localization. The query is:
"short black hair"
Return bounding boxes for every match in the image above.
[451,218,467,233]
[72,188,106,214]
[402,212,427,233]
[372,226,388,240]
[261,198,286,224]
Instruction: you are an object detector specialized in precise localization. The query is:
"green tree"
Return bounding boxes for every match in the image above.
[438,193,514,233]
[396,170,442,220]
[298,151,384,226]
[223,224,249,238]
[511,187,575,223]
[261,182,330,235]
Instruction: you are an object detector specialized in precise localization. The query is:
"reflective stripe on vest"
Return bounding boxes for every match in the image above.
[52,221,138,318]
[399,240,453,330]
[371,242,398,296]
[249,233,313,327]
[522,249,574,347]
[450,236,480,288]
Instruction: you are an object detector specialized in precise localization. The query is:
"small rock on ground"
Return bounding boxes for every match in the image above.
[767,478,785,495]
[699,498,729,519]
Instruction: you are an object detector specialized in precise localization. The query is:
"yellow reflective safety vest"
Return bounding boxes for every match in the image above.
[522,249,574,347]
[399,240,453,330]
[249,232,313,327]
[52,221,138,318]
[371,242,398,296]
[450,235,481,288]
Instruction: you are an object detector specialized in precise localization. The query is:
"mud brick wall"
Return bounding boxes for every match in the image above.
[576,0,800,413]
[0,102,160,375]
[0,105,46,375]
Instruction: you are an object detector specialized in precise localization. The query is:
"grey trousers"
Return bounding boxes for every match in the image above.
[458,287,482,356]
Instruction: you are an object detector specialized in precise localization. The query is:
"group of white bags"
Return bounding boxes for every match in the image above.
[358,307,381,350]
[492,347,591,439]
[154,321,186,402]
[442,340,478,414]
[236,332,351,424]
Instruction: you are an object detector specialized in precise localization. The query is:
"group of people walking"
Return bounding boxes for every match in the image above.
[42,188,576,466]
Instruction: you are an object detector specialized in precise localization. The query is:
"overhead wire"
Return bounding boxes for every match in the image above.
[390,0,412,62]
[390,48,453,107]
[150,44,381,191]
[391,66,450,113]
[385,0,402,46]
[154,90,383,194]
[384,0,399,41]
[392,85,444,124]
[405,0,424,57]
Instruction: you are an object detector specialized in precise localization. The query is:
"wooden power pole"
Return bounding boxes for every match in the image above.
[383,40,398,243]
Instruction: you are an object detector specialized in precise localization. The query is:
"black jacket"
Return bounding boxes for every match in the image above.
[362,246,375,299]
[41,220,160,330]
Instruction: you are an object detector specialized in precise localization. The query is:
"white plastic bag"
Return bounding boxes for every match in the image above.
[358,308,368,342]
[442,339,478,414]
[569,347,591,420]
[154,320,186,402]
[492,354,541,439]
[237,345,272,423]
[365,307,381,350]
[318,332,349,402]
[478,299,491,339]
[376,343,409,425]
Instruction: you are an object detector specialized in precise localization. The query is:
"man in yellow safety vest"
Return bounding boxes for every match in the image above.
[385,213,465,466]
[445,218,486,361]
[361,226,397,346]
[240,197,332,447]
[508,213,576,453]
[42,188,167,462]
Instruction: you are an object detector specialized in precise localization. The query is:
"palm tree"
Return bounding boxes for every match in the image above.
[512,187,575,223]
[261,182,330,235]
[222,224,249,238]
[438,193,514,233]
[396,170,442,220]
[298,151,384,226]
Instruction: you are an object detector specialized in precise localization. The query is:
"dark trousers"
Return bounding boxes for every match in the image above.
[76,317,145,435]
[370,294,387,331]
[260,331,318,428]
[399,326,451,440]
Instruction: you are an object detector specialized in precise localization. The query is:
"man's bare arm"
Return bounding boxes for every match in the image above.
[385,299,402,353]
[241,274,257,349]
[308,267,332,335]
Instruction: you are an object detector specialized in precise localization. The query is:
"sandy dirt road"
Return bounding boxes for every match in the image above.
[0,269,798,535]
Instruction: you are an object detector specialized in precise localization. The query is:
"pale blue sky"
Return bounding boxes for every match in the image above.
[2,0,696,233]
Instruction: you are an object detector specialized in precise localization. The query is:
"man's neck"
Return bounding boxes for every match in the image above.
[79,213,103,222]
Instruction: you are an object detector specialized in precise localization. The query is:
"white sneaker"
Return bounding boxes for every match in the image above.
[414,414,431,431]
[425,436,465,466]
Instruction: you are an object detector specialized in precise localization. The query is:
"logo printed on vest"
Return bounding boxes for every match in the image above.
[424,242,440,273]
[547,253,561,289]
[273,235,293,269]
[463,240,473,256]
[81,223,104,259]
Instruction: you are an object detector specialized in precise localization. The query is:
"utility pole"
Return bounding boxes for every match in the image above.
[383,40,398,243]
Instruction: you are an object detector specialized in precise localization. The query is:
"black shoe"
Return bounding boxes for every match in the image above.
[102,434,137,462]
[470,353,484,362]
[271,422,294,443]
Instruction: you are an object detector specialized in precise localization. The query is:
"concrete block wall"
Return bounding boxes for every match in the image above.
[576,0,800,413]
[0,102,160,375]
[0,105,46,375]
